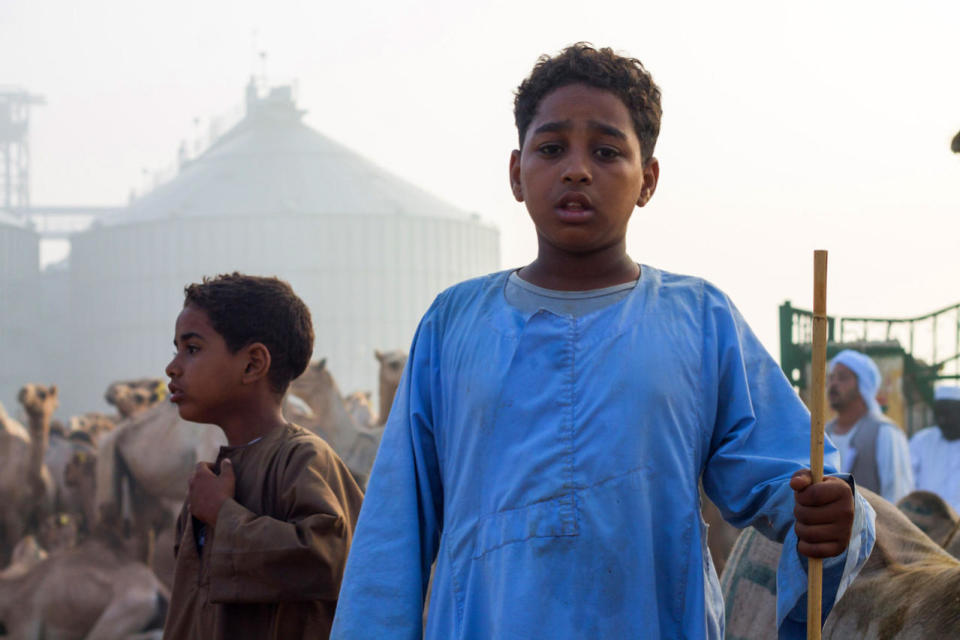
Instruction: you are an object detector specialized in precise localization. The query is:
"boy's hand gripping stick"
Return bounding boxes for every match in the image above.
[807,250,828,640]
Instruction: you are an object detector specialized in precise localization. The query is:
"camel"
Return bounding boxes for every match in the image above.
[0,533,169,639]
[68,412,117,445]
[63,440,174,590]
[895,490,960,552]
[0,387,57,564]
[19,384,59,510]
[286,359,360,451]
[105,379,166,420]
[345,391,376,429]
[374,349,407,426]
[286,359,390,487]
[64,447,99,540]
[722,488,960,638]
[96,398,224,515]
[44,427,97,530]
[0,401,31,556]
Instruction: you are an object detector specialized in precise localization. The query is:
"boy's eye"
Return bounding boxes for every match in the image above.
[174,345,200,356]
[594,146,621,160]
[536,143,563,157]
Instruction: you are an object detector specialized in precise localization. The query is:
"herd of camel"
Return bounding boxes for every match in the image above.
[0,350,407,639]
[2,346,960,638]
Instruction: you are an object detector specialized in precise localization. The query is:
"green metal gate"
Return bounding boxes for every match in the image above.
[779,300,960,434]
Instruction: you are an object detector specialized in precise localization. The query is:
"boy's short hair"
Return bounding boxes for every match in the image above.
[183,273,313,394]
[514,42,662,165]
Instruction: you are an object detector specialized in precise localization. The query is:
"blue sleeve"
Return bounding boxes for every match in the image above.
[330,299,444,640]
[698,287,875,637]
[699,287,838,537]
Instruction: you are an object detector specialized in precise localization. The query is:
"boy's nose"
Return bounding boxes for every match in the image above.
[561,152,592,184]
[562,172,591,184]
[165,358,179,378]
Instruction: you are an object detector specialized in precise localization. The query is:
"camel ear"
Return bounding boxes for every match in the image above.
[375,349,384,362]
[317,358,327,371]
[50,385,58,398]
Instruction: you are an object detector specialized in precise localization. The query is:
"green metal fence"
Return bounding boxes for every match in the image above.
[779,300,960,433]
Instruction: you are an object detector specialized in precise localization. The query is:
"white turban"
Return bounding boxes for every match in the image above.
[829,349,882,416]
[935,386,960,402]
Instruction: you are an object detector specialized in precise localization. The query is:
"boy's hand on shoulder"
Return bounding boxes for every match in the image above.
[188,458,236,527]
[789,469,854,559]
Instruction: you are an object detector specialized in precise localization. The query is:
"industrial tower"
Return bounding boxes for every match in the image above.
[0,88,45,212]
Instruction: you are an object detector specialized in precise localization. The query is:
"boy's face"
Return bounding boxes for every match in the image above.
[509,83,659,257]
[165,305,248,424]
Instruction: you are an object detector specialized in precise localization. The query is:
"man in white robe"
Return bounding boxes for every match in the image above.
[825,349,913,503]
[910,386,960,512]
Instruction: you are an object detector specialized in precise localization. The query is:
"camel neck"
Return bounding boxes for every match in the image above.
[26,413,50,485]
[378,378,396,427]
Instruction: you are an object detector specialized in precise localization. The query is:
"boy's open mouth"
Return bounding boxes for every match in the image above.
[555,193,594,222]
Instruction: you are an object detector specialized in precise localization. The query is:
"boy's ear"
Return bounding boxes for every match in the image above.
[636,157,660,208]
[241,342,272,385]
[508,150,524,202]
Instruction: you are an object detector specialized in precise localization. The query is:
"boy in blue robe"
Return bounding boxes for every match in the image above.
[331,43,875,639]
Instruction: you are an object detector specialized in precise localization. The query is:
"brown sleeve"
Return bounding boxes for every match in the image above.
[206,441,363,604]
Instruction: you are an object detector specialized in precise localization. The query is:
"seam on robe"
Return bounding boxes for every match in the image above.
[561,315,578,535]
[470,493,581,559]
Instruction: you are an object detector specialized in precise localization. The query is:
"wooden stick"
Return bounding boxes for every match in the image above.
[807,250,828,640]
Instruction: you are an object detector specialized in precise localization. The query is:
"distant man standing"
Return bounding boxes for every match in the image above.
[909,386,960,512]
[825,349,913,503]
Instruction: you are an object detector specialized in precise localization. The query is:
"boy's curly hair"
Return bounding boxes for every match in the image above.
[183,273,313,394]
[514,42,662,165]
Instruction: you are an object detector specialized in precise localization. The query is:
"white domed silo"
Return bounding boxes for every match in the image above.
[0,211,40,408]
[60,85,499,415]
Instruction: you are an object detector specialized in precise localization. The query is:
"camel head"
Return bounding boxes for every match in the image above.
[105,381,160,419]
[898,490,960,550]
[290,359,332,395]
[345,391,375,428]
[68,413,115,445]
[17,384,59,424]
[375,350,408,387]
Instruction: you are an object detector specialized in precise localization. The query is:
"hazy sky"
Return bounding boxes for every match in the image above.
[2,0,959,357]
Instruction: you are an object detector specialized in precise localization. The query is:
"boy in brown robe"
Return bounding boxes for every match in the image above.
[162,273,363,640]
